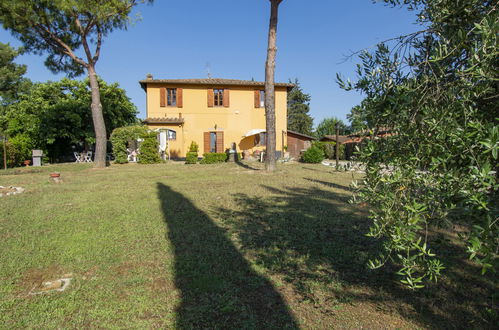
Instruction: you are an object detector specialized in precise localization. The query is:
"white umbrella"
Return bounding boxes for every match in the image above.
[243,128,266,137]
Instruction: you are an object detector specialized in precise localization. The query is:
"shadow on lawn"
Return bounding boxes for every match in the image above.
[157,183,298,329]
[216,181,498,328]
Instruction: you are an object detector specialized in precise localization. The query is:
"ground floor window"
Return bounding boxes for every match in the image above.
[204,131,224,153]
[167,129,176,140]
[210,132,217,152]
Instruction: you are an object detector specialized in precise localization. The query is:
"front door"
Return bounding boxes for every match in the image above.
[210,132,217,153]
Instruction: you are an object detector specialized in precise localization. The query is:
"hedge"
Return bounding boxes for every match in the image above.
[200,152,227,164]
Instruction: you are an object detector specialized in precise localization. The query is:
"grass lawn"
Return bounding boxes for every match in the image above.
[0,161,497,329]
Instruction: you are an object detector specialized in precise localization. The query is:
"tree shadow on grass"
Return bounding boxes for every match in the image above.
[235,158,261,171]
[216,183,498,328]
[157,183,298,329]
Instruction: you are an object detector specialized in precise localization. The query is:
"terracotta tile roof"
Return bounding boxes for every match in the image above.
[320,135,350,143]
[139,78,295,90]
[143,117,184,124]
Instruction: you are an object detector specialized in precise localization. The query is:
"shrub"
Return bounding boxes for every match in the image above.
[301,142,324,163]
[0,135,36,168]
[110,125,148,163]
[185,152,198,164]
[321,142,336,159]
[189,141,199,153]
[338,144,346,160]
[0,140,16,168]
[320,141,346,160]
[200,152,227,164]
[138,132,161,164]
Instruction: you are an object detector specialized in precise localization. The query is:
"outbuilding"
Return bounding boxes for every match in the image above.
[286,130,316,159]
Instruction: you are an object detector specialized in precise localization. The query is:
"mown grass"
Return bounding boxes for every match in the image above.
[0,161,496,329]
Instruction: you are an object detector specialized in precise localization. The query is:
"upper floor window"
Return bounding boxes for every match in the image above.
[214,89,224,107]
[160,87,182,108]
[254,89,265,108]
[167,88,176,106]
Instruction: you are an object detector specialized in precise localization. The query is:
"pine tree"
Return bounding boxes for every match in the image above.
[287,79,313,135]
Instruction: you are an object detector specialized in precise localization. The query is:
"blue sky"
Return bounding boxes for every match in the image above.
[0,0,419,125]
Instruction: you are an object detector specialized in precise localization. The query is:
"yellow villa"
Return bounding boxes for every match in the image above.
[139,75,293,159]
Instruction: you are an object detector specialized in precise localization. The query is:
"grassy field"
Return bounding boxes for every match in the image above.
[0,161,496,329]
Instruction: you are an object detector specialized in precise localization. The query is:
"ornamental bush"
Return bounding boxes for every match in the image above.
[189,141,199,153]
[301,142,324,163]
[185,152,198,164]
[110,125,148,163]
[200,152,227,164]
[138,132,161,164]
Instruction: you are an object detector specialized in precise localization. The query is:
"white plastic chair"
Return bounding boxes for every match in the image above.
[74,152,82,163]
[84,151,93,162]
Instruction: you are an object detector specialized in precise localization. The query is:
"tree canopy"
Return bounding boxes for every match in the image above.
[0,42,28,105]
[314,117,348,139]
[338,0,498,288]
[4,78,138,163]
[0,0,152,167]
[287,79,314,135]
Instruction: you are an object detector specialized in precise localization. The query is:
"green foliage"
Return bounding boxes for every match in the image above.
[287,79,314,135]
[321,142,336,159]
[0,42,28,105]
[301,142,324,163]
[189,141,199,153]
[138,132,160,164]
[340,0,498,288]
[200,152,228,164]
[185,141,199,164]
[0,134,35,167]
[0,0,153,77]
[4,78,138,162]
[0,140,14,168]
[185,152,198,164]
[314,117,348,139]
[110,125,147,164]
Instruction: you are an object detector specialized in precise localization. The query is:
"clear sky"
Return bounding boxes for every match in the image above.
[0,0,419,126]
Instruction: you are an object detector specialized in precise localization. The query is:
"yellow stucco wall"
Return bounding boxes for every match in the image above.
[145,83,288,158]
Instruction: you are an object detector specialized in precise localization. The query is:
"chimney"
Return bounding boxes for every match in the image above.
[146,73,153,80]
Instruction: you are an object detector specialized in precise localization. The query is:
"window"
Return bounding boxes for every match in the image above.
[254,132,267,146]
[167,129,176,141]
[260,90,265,108]
[210,132,217,152]
[167,88,176,106]
[214,89,224,106]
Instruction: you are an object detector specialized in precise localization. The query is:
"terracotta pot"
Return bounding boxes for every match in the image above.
[49,173,61,178]
[24,160,31,166]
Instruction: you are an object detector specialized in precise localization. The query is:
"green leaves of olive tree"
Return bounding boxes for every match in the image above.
[341,0,498,288]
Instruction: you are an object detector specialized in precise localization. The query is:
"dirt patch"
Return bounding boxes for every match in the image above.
[18,265,68,295]
[0,186,24,196]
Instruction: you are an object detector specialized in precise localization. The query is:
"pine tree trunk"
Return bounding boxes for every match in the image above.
[264,0,282,172]
[87,65,107,168]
